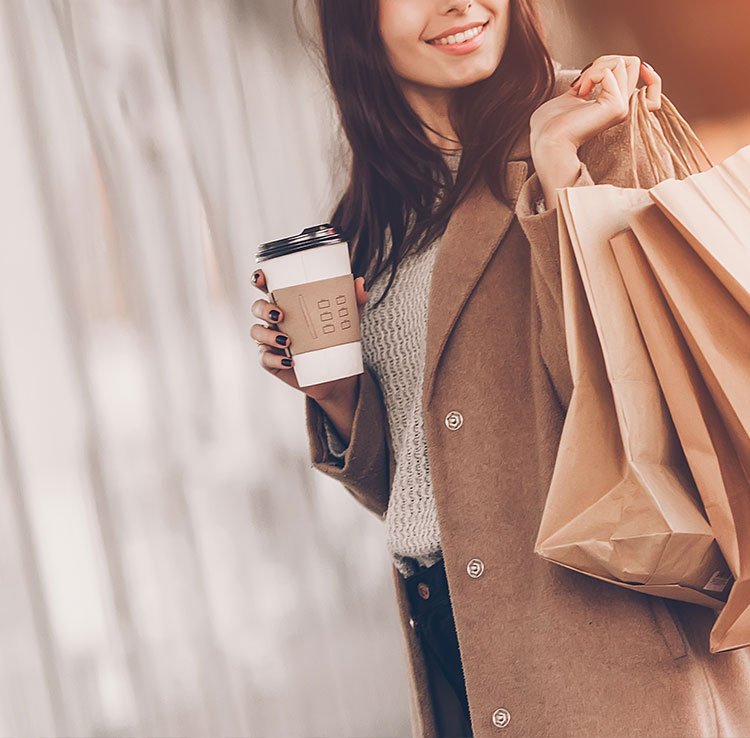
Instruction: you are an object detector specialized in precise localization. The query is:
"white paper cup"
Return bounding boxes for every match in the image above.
[256,224,364,388]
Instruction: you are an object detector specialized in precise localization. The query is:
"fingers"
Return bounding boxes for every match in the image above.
[354,276,368,308]
[609,57,630,104]
[250,321,291,349]
[251,289,294,374]
[258,343,294,373]
[251,293,293,373]
[252,273,366,377]
[574,55,630,102]
[592,56,630,101]
[251,269,268,294]
[621,56,640,93]
[251,297,283,324]
[639,62,663,111]
[577,65,629,122]
[572,55,661,111]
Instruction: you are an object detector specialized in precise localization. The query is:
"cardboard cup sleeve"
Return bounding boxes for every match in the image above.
[270,273,361,356]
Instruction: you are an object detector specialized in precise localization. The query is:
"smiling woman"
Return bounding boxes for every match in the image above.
[263,0,750,736]
[305,0,553,309]
[381,1,505,83]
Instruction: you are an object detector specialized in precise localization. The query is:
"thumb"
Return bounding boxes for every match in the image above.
[355,276,368,308]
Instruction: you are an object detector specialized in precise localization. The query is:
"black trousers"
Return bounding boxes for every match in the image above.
[405,557,473,738]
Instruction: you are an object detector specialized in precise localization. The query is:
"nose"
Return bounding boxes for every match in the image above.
[444,0,472,13]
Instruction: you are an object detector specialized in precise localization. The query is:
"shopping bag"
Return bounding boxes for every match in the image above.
[535,87,732,615]
[611,225,750,653]
[648,135,750,314]
[628,198,750,479]
[621,105,750,476]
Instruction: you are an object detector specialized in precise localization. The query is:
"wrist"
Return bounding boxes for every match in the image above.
[531,139,582,211]
[313,375,360,446]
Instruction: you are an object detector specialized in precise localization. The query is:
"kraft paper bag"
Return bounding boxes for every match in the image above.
[627,203,750,479]
[534,183,730,609]
[611,224,750,653]
[649,145,750,314]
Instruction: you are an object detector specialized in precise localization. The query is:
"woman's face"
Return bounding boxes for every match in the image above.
[378,0,511,95]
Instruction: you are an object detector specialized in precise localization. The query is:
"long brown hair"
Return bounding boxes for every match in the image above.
[294,0,555,309]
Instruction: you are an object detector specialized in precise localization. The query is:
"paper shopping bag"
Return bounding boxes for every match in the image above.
[534,183,730,609]
[611,224,750,653]
[649,145,750,314]
[627,201,750,479]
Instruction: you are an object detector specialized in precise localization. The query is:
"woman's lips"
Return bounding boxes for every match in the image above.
[426,21,488,55]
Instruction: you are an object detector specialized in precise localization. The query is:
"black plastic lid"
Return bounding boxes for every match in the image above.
[256,223,345,263]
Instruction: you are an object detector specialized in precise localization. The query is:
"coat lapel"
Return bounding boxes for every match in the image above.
[423,132,530,407]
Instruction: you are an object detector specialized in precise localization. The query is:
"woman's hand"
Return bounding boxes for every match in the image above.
[251,269,369,403]
[528,55,663,209]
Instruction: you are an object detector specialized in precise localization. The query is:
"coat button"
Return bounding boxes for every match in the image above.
[492,707,511,728]
[445,410,464,430]
[467,558,485,578]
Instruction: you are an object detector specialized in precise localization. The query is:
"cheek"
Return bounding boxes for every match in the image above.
[378,0,428,75]
[380,29,426,78]
[488,0,511,49]
[491,0,511,21]
[487,6,511,66]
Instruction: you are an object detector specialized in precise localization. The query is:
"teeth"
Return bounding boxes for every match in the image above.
[428,24,484,45]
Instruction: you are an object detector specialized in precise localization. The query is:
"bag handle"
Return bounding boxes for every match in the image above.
[628,86,715,188]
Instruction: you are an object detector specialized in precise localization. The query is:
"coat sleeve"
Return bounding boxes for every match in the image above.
[322,415,348,459]
[515,109,678,413]
[304,365,392,519]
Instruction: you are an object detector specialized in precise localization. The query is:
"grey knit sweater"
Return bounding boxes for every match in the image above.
[324,152,461,577]
[322,150,546,578]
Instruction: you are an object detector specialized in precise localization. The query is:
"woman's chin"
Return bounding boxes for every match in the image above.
[443,66,497,89]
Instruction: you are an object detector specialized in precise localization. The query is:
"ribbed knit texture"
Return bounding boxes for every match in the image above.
[323,150,460,577]
[322,150,547,578]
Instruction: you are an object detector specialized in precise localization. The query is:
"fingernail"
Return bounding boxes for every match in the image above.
[275,335,288,346]
[281,358,292,367]
[580,61,594,73]
[269,309,280,322]
[570,74,581,87]
[252,271,261,284]
[642,60,654,71]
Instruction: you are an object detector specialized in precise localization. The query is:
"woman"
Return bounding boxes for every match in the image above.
[251,1,750,736]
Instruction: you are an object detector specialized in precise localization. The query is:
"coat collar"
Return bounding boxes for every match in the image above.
[421,65,570,406]
[423,154,529,406]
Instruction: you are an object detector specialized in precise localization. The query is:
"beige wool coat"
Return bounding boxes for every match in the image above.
[304,68,750,737]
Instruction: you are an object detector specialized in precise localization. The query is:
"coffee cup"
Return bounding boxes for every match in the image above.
[255,224,364,387]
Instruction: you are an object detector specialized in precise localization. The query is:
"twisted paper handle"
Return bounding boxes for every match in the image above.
[628,85,715,189]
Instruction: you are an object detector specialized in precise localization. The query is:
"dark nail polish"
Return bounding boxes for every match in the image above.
[570,74,581,87]
[281,358,292,367]
[275,335,288,346]
[269,309,280,321]
[642,60,654,71]
[580,61,594,73]
[252,271,260,283]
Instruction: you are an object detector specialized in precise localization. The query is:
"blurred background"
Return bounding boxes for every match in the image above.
[0,0,747,735]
